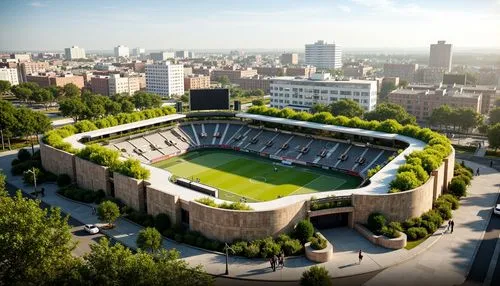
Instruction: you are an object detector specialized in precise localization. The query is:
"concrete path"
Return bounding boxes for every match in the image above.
[1,149,498,282]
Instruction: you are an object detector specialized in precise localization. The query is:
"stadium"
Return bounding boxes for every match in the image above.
[40,109,455,243]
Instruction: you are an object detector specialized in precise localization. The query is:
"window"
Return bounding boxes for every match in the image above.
[361,92,369,96]
[340,91,351,95]
[330,90,338,94]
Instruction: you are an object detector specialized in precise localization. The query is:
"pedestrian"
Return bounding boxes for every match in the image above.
[450,219,455,233]
[269,257,274,270]
[279,251,285,269]
[490,160,493,168]
[273,254,278,272]
[41,187,45,197]
[358,250,363,264]
[447,220,451,232]
[476,168,480,176]
[92,207,96,215]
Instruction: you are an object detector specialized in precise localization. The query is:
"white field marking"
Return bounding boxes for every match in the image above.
[289,175,346,196]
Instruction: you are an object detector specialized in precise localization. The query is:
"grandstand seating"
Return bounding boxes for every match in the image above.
[107,122,396,176]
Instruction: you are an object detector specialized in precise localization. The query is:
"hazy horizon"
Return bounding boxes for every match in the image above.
[1,0,500,51]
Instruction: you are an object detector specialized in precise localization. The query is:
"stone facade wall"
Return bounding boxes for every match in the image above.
[74,156,110,193]
[40,142,76,180]
[444,149,456,191]
[352,176,435,224]
[188,200,307,242]
[145,186,181,223]
[113,172,146,211]
[432,163,445,201]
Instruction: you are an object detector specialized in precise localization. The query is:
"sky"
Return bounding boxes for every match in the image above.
[1,0,500,52]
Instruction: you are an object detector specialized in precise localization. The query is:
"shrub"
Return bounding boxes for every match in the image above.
[367,165,381,178]
[448,177,467,198]
[367,213,386,234]
[439,194,460,210]
[295,219,314,244]
[97,200,120,227]
[406,227,428,241]
[218,201,252,210]
[402,217,422,229]
[57,174,72,187]
[17,148,32,161]
[244,243,260,258]
[174,233,184,243]
[455,174,471,185]
[437,205,452,220]
[420,220,437,233]
[300,266,332,286]
[113,158,150,180]
[184,231,200,246]
[22,167,42,185]
[260,237,281,258]
[276,233,292,245]
[282,239,303,256]
[421,209,443,229]
[231,241,248,256]
[154,213,171,233]
[390,171,421,191]
[195,197,218,207]
[310,237,327,250]
[11,160,41,176]
[397,163,429,183]
[381,226,400,238]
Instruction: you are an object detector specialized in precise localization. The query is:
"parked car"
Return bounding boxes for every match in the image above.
[83,224,99,234]
[494,204,500,216]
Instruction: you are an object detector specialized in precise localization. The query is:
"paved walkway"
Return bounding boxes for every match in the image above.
[0,149,498,282]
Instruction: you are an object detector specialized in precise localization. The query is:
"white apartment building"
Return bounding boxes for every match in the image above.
[145,62,184,97]
[64,46,86,60]
[305,40,342,70]
[133,47,146,57]
[150,52,175,62]
[108,74,140,96]
[270,73,377,111]
[0,67,20,86]
[175,51,189,58]
[114,45,130,58]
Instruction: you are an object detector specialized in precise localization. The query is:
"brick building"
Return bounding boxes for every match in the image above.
[184,75,210,91]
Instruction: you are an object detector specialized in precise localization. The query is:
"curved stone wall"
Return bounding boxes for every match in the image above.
[40,142,76,180]
[188,200,307,242]
[352,150,455,224]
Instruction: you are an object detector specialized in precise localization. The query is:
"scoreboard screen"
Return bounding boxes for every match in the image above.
[189,89,230,111]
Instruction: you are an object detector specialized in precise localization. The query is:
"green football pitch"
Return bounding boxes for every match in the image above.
[153,149,362,202]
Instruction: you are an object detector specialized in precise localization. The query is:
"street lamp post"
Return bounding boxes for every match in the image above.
[25,167,37,197]
[223,243,234,275]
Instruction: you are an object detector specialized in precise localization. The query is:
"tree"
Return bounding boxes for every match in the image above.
[11,86,33,102]
[489,107,500,125]
[311,103,329,114]
[0,80,11,95]
[429,105,453,130]
[488,123,500,150]
[300,266,332,286]
[132,91,162,110]
[14,107,51,153]
[97,200,120,227]
[379,81,397,101]
[137,227,162,252]
[329,99,364,118]
[364,103,416,125]
[59,97,87,121]
[0,191,78,285]
[32,88,54,110]
[456,108,482,132]
[217,75,230,87]
[0,100,17,150]
[62,83,81,97]
[399,80,409,88]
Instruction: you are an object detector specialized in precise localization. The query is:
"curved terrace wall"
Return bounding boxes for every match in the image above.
[352,150,455,224]
[40,142,76,180]
[188,200,307,242]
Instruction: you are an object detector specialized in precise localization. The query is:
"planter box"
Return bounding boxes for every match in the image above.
[304,233,334,263]
[354,224,406,249]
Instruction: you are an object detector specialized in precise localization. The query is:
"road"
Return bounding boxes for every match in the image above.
[5,182,104,257]
[466,193,500,286]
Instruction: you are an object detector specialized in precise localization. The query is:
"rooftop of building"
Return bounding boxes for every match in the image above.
[271,73,376,84]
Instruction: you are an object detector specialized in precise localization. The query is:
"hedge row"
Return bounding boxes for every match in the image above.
[42,106,176,177]
[448,163,473,198]
[247,106,452,193]
[57,185,106,204]
[195,197,253,210]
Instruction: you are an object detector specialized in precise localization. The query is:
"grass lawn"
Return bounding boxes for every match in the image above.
[153,149,361,202]
[404,235,431,250]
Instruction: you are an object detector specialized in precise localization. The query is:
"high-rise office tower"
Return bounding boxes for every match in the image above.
[145,61,184,97]
[305,40,342,70]
[429,40,452,72]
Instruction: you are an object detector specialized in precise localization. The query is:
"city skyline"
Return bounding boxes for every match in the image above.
[1,0,500,51]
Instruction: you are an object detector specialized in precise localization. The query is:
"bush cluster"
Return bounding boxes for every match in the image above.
[12,149,56,185]
[57,185,106,204]
[246,106,452,193]
[366,213,401,238]
[309,233,328,250]
[76,144,151,180]
[447,163,473,198]
[309,197,351,211]
[163,226,224,253]
[195,197,253,210]
[367,165,382,178]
